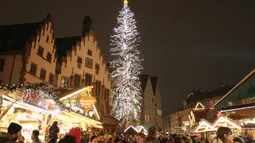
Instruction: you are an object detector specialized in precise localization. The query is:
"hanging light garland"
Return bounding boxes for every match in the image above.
[0,83,60,111]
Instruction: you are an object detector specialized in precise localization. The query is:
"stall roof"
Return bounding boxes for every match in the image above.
[214,69,255,110]
[124,125,149,135]
[54,86,92,100]
[101,115,119,126]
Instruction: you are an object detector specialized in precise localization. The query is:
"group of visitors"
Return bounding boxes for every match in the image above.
[0,122,255,143]
[167,127,255,143]
[0,122,41,143]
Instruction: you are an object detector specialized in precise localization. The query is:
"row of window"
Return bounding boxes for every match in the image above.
[37,46,52,63]
[77,57,94,69]
[60,73,93,88]
[30,63,54,85]
[77,57,100,74]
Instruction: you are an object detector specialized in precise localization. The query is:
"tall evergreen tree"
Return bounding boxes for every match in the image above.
[110,0,143,123]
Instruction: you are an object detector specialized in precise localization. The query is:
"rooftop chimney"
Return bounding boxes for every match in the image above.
[82,16,92,36]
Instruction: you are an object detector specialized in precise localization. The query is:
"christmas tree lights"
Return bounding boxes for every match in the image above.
[110,0,143,123]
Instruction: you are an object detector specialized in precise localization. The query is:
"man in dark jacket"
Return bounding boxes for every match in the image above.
[0,122,24,143]
[0,132,14,143]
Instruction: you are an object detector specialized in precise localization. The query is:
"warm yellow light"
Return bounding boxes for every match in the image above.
[124,125,138,133]
[124,0,128,4]
[59,86,93,101]
[63,110,102,125]
[94,125,103,129]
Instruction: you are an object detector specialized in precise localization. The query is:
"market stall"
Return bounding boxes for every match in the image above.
[0,84,103,142]
[0,84,60,142]
[194,115,241,135]
[53,86,102,134]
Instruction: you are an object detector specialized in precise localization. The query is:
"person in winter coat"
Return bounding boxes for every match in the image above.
[0,122,24,143]
[31,130,40,143]
[68,128,82,143]
[0,132,14,143]
[212,127,233,143]
[49,121,59,143]
[58,135,76,143]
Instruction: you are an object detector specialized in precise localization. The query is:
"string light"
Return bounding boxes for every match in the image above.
[59,86,92,101]
[124,125,148,135]
[110,0,143,123]
[195,116,241,133]
[2,95,59,116]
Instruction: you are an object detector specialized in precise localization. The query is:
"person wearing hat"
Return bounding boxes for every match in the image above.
[0,122,24,143]
[8,122,24,143]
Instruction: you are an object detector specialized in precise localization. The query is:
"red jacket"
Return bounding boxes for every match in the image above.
[68,128,81,143]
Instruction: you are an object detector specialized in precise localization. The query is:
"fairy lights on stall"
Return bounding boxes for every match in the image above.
[59,86,93,101]
[1,84,102,130]
[194,115,241,133]
[2,94,60,116]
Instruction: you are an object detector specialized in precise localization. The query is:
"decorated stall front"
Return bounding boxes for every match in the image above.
[54,86,102,135]
[0,84,60,142]
[0,84,102,142]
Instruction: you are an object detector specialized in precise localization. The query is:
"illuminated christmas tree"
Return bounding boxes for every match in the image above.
[110,0,143,124]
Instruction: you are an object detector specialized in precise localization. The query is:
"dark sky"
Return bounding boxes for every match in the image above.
[1,0,255,115]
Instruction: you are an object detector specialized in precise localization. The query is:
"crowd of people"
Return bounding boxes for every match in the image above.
[0,122,255,143]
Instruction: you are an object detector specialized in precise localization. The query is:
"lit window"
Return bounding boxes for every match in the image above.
[61,76,69,88]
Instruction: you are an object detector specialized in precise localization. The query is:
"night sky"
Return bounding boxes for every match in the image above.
[1,0,255,115]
